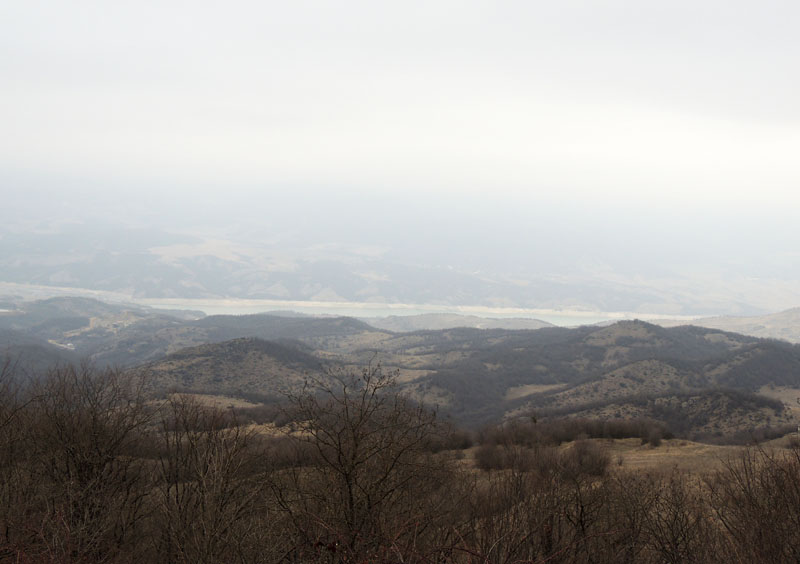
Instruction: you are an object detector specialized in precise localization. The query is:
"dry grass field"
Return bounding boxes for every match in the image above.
[600,438,739,473]
[170,392,262,410]
[459,436,799,475]
[758,385,800,418]
[504,383,566,400]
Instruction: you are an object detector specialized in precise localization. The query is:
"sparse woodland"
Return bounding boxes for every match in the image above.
[2,360,800,563]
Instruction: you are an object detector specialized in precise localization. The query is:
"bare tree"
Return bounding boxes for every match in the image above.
[640,471,712,563]
[271,363,461,562]
[0,358,28,559]
[11,363,152,562]
[152,394,265,564]
[708,444,800,562]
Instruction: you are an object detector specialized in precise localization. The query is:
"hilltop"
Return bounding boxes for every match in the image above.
[384,320,799,431]
[140,337,328,398]
[5,297,800,440]
[1,296,381,367]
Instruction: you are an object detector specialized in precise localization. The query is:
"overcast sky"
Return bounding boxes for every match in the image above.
[2,0,799,313]
[3,0,798,211]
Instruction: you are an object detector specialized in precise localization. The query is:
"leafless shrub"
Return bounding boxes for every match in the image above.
[8,357,800,563]
[6,363,152,562]
[560,439,611,478]
[707,444,800,561]
[644,428,663,447]
[642,471,713,563]
[269,363,464,562]
[151,395,266,564]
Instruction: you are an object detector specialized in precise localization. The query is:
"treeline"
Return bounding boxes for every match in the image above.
[525,387,786,442]
[479,416,672,447]
[2,361,800,562]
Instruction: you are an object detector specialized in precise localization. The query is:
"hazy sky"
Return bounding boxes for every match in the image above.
[2,0,799,213]
[2,1,800,315]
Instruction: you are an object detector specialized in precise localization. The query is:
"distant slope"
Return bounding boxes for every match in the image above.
[360,313,553,332]
[0,296,201,327]
[7,296,800,439]
[191,313,375,341]
[1,299,385,368]
[0,328,78,375]
[140,337,329,398]
[89,313,383,367]
[558,388,791,440]
[132,319,800,437]
[700,340,800,389]
[400,321,799,429]
[0,296,202,366]
[656,307,800,343]
[4,296,134,320]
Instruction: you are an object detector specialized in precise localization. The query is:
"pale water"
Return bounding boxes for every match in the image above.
[138,297,698,328]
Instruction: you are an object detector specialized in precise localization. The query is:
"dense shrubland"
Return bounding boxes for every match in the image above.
[2,360,800,562]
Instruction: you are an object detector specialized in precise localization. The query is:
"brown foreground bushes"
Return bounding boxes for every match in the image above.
[2,361,800,563]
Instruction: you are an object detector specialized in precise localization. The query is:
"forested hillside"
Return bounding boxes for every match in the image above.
[4,297,800,439]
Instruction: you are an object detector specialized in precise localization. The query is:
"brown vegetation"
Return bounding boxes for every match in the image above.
[2,361,800,562]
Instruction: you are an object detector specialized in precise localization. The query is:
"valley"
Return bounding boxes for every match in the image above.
[3,296,800,441]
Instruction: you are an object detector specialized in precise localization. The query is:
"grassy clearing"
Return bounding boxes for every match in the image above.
[168,392,262,409]
[504,383,566,400]
[601,438,739,474]
[759,385,800,418]
[459,438,759,475]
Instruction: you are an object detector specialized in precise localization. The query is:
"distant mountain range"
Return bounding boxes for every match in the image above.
[359,313,553,332]
[3,296,800,440]
[2,222,797,316]
[655,308,800,344]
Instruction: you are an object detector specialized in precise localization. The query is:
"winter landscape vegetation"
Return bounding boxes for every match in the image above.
[3,1,800,562]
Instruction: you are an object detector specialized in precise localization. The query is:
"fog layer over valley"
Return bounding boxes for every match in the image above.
[2,196,799,319]
[3,2,800,318]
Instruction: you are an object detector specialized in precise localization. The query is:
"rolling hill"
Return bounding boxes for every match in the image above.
[139,337,329,398]
[656,307,800,343]
[0,328,78,375]
[6,297,800,440]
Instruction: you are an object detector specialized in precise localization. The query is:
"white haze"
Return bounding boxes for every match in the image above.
[1,1,799,320]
